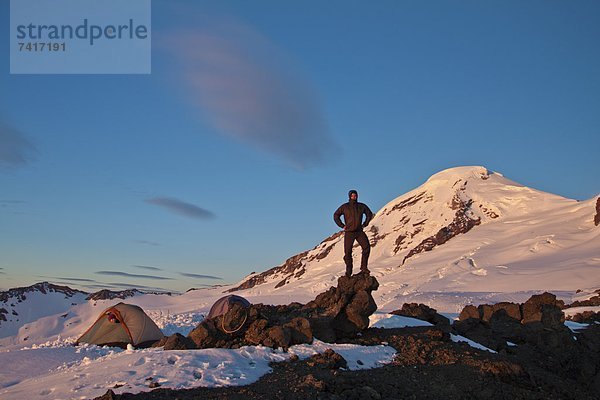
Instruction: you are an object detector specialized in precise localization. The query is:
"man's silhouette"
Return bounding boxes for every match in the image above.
[333,190,374,276]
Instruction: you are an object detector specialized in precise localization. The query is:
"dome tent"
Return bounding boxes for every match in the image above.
[76,302,164,348]
[207,295,251,333]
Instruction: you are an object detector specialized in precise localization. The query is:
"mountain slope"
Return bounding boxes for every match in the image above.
[228,166,600,311]
[0,283,88,338]
[0,284,163,340]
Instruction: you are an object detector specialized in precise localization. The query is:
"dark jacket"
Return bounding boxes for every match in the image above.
[333,200,374,232]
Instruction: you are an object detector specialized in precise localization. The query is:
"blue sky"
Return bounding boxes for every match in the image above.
[1,0,598,292]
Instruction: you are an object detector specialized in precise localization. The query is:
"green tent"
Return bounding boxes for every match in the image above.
[76,302,164,348]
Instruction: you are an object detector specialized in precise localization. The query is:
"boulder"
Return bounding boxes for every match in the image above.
[489,309,523,343]
[492,302,522,321]
[306,348,348,369]
[567,291,600,308]
[521,292,565,324]
[152,333,196,350]
[568,310,600,324]
[458,305,479,321]
[188,318,221,348]
[284,317,313,344]
[307,273,379,338]
[391,303,450,332]
[186,273,379,350]
[478,304,494,322]
[453,293,571,352]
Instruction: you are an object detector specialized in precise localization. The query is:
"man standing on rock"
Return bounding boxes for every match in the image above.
[333,190,374,277]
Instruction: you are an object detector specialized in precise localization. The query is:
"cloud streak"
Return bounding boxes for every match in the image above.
[0,200,26,206]
[76,282,172,292]
[136,240,161,247]
[161,18,339,169]
[39,276,98,283]
[95,270,174,280]
[179,272,223,280]
[145,197,215,219]
[132,265,163,271]
[0,123,36,168]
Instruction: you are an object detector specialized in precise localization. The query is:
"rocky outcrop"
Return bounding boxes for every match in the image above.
[307,274,379,335]
[567,289,600,308]
[152,333,196,350]
[305,349,348,370]
[86,289,143,301]
[391,303,450,332]
[452,292,600,392]
[567,310,600,324]
[384,191,429,216]
[172,274,379,350]
[95,293,600,400]
[595,197,600,226]
[454,292,570,352]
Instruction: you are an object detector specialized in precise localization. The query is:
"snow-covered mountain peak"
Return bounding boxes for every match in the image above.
[424,165,498,184]
[227,166,598,310]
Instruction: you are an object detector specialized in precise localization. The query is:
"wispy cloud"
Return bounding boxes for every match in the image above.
[95,270,174,280]
[132,265,163,271]
[0,200,26,207]
[0,200,28,216]
[161,18,339,169]
[106,282,172,291]
[145,197,215,219]
[0,122,36,168]
[39,276,98,283]
[136,240,161,247]
[78,282,172,292]
[179,272,223,280]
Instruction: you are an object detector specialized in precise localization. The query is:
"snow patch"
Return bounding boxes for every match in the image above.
[0,341,396,399]
[450,334,497,353]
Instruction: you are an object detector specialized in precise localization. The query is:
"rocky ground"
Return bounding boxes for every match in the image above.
[94,276,600,400]
[96,325,599,400]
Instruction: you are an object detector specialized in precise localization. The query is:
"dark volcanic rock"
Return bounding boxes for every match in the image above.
[521,292,565,325]
[94,324,599,400]
[391,303,450,332]
[152,333,196,350]
[567,291,600,308]
[595,197,600,226]
[86,289,143,301]
[458,304,479,321]
[188,274,379,350]
[308,274,379,336]
[401,194,481,264]
[454,293,570,352]
[451,293,600,396]
[568,310,600,324]
[492,302,522,321]
[306,349,348,370]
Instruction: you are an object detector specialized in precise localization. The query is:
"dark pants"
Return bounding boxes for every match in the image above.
[343,230,370,276]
